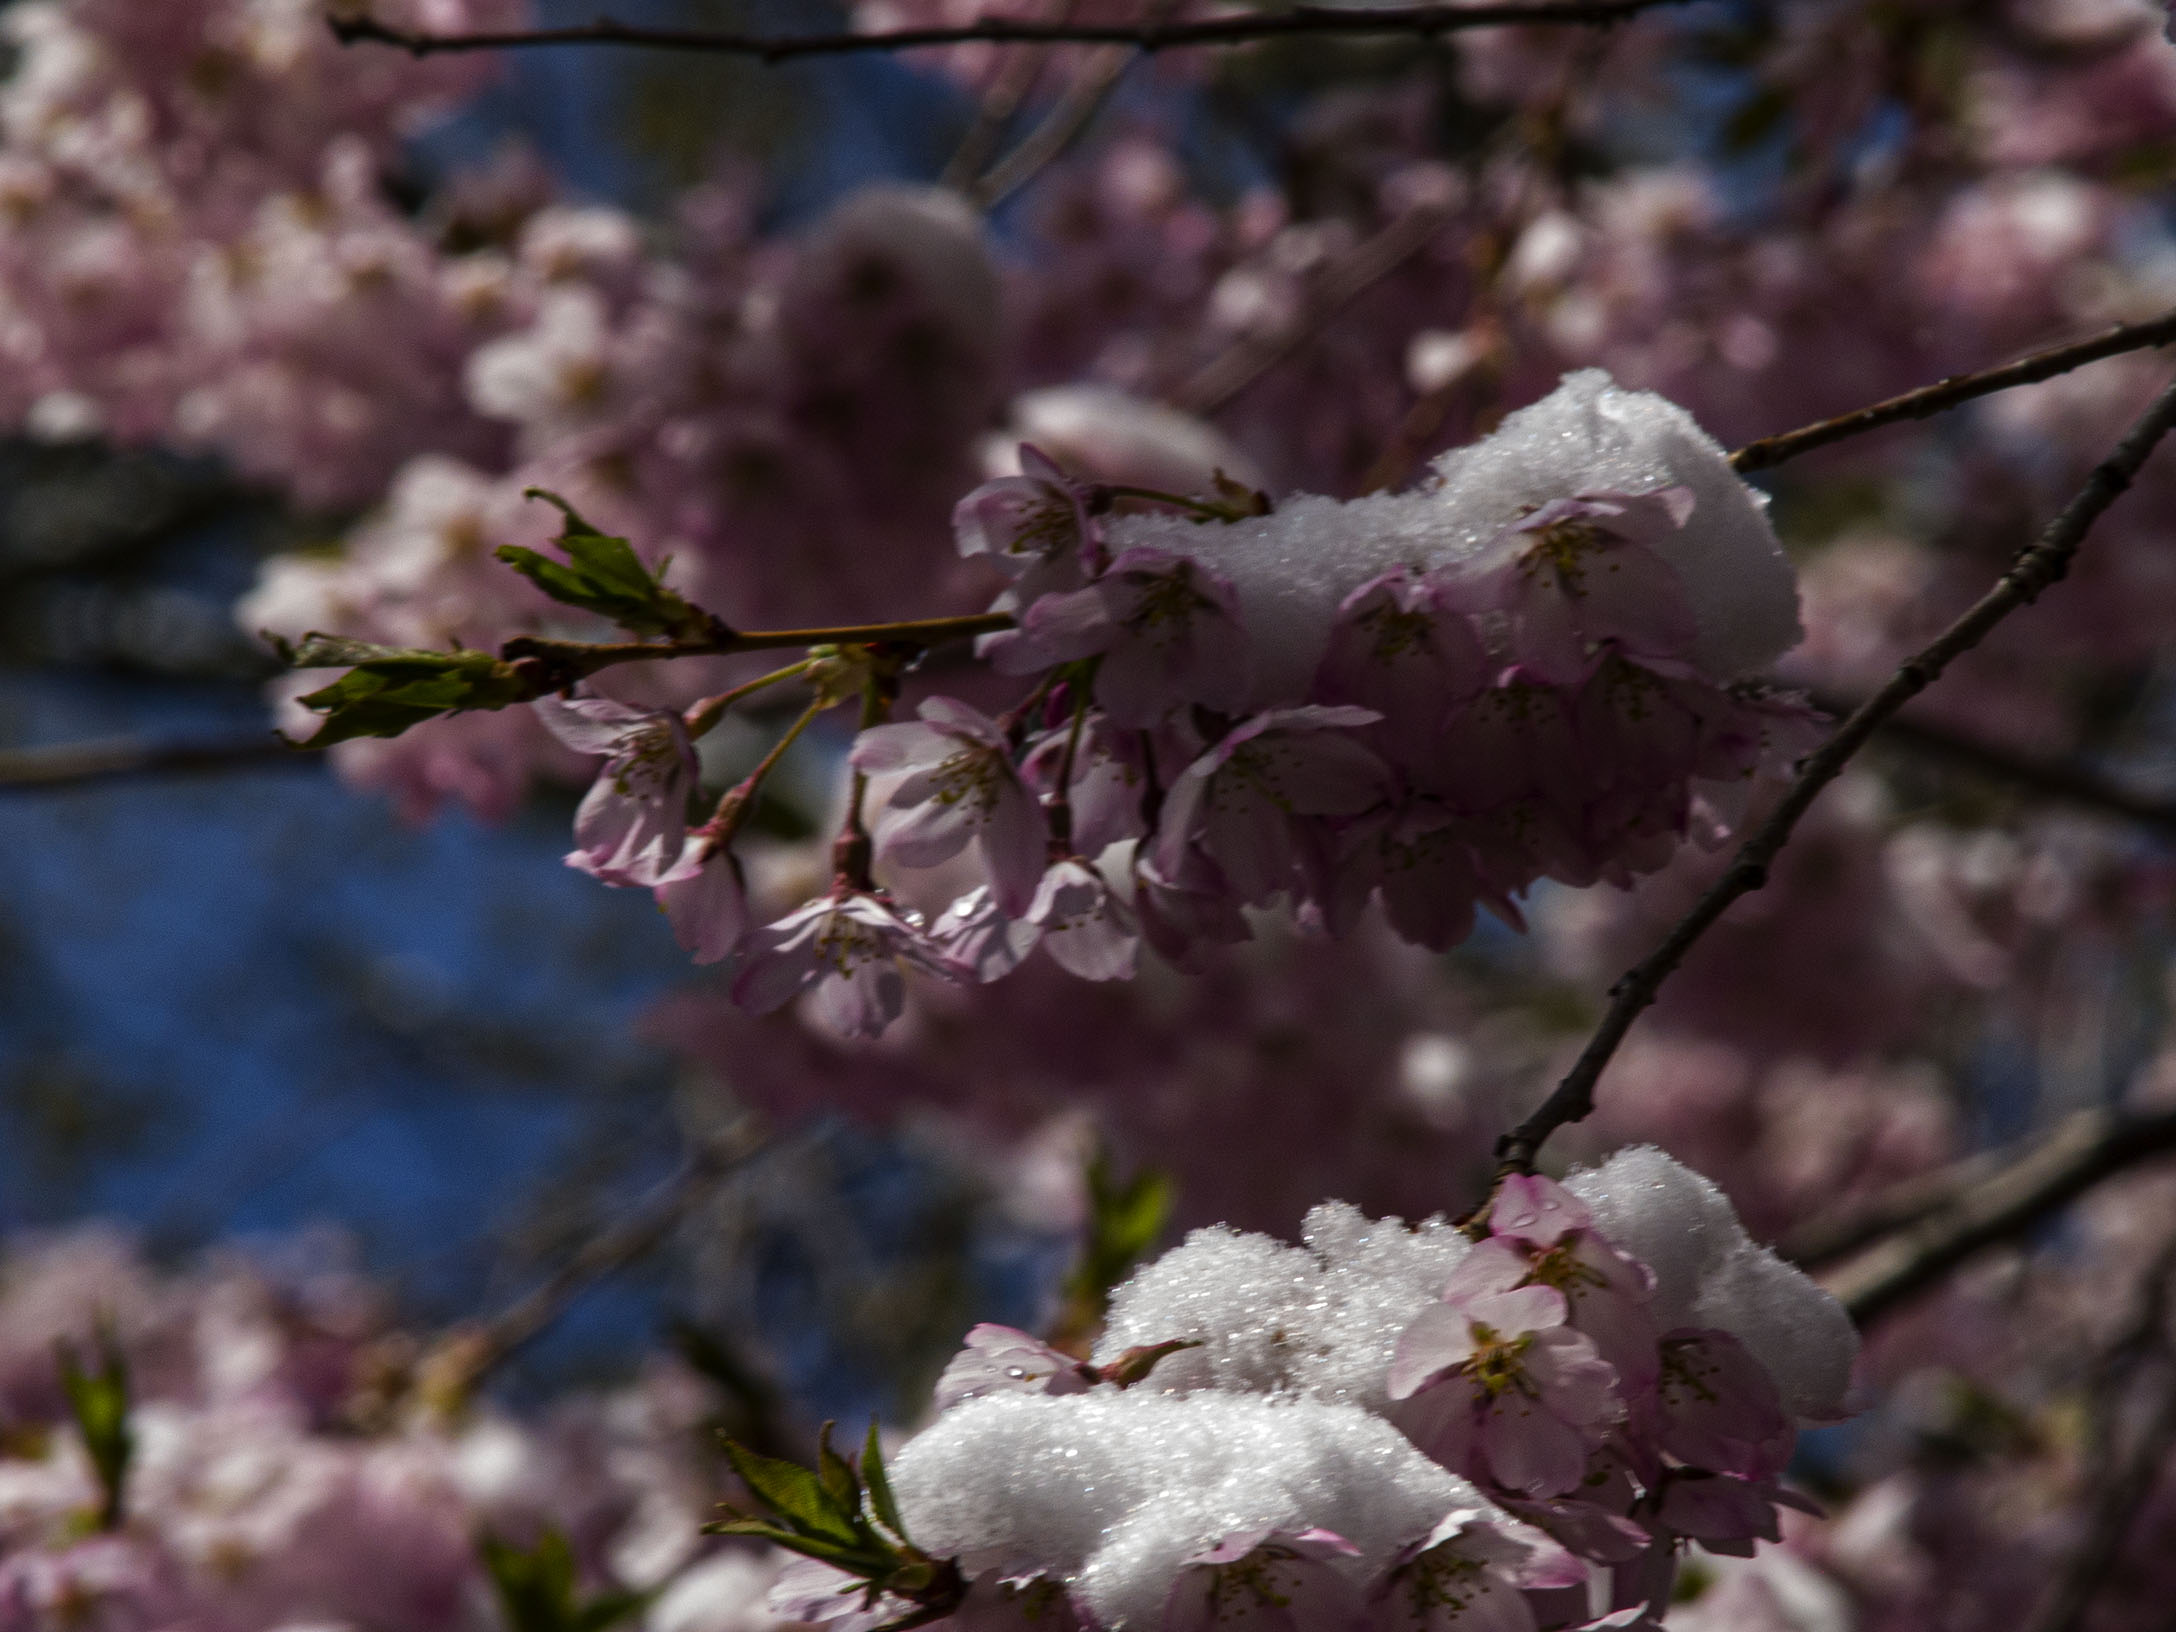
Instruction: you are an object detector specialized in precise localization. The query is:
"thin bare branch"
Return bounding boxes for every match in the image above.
[415,1120,767,1402]
[971,38,1136,208]
[1496,373,2176,1174]
[1815,692,2176,838]
[0,733,303,792]
[1170,199,1459,414]
[2018,1236,2176,1632]
[331,1,1683,62]
[1730,306,2176,473]
[1816,1105,2176,1324]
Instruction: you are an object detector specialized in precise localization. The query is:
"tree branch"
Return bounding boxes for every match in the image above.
[329,0,1683,62]
[1730,306,2176,473]
[1786,1107,2176,1325]
[2017,1234,2176,1632]
[1496,373,2176,1174]
[1815,692,2176,838]
[0,733,305,792]
[414,1119,766,1403]
[1170,198,1460,414]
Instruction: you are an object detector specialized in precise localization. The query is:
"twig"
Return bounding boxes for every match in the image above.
[331,1,1685,62]
[971,40,1136,208]
[1816,692,2176,838]
[0,734,304,792]
[1817,1105,2176,1324]
[1170,199,1460,414]
[415,1121,766,1401]
[2017,1236,2176,1632]
[940,0,1079,195]
[1730,306,2176,473]
[1496,374,2176,1174]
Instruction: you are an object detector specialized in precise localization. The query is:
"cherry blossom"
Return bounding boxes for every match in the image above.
[535,693,701,889]
[1388,1279,1624,1498]
[1459,491,1700,685]
[1162,1529,1366,1632]
[853,698,1050,916]
[730,893,961,1038]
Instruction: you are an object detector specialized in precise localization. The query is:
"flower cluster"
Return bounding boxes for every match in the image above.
[772,1147,1855,1632]
[0,1228,794,1632]
[544,370,1814,1037]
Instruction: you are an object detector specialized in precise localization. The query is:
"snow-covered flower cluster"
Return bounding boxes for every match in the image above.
[776,1148,1856,1632]
[566,370,1816,1037]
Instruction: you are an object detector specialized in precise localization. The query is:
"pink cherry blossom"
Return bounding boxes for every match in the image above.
[1650,1330,1793,1482]
[1021,711,1150,855]
[853,697,1050,917]
[1473,1178,1659,1393]
[933,1324,1098,1411]
[730,893,960,1039]
[1460,490,1699,685]
[953,444,1100,600]
[1025,859,1140,981]
[1371,1508,1584,1632]
[655,835,751,966]
[1388,1279,1624,1498]
[534,692,700,888]
[1163,1529,1365,1632]
[1315,567,1491,765]
[1153,707,1390,905]
[991,548,1254,728]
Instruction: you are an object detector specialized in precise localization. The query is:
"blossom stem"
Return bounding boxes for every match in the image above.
[1045,674,1094,853]
[1094,484,1249,522]
[683,659,818,740]
[501,613,1016,693]
[708,694,834,847]
[833,665,901,892]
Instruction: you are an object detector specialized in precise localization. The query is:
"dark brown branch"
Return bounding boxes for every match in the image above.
[1816,1105,2176,1325]
[2018,1235,2176,1632]
[1730,306,2176,473]
[415,1121,765,1402]
[0,733,305,792]
[1814,691,2176,838]
[1497,374,2176,1174]
[330,0,1681,62]
[1170,199,1460,414]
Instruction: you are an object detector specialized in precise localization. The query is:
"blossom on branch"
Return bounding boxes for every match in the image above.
[534,692,700,887]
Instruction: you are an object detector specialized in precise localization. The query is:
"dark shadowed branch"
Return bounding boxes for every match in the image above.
[1497,373,2176,1173]
[1820,694,2176,838]
[1730,306,2176,472]
[1798,1106,2176,1322]
[2017,1233,2176,1632]
[331,1,1684,62]
[0,733,305,792]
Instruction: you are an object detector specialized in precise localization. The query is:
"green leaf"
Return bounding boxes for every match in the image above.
[815,1421,861,1519]
[721,1439,864,1548]
[1064,1154,1174,1324]
[496,489,722,642]
[285,635,533,748]
[56,1326,131,1532]
[705,1521,884,1573]
[480,1529,650,1632]
[862,1419,908,1543]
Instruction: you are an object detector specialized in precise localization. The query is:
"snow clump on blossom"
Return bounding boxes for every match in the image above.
[1107,368,1799,703]
[783,1148,1856,1632]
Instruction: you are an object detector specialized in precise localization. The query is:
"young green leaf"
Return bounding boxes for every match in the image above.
[56,1326,132,1532]
[720,1438,865,1548]
[861,1419,908,1543]
[283,635,533,748]
[495,489,725,643]
[480,1529,650,1632]
[1064,1153,1175,1327]
[814,1421,862,1518]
